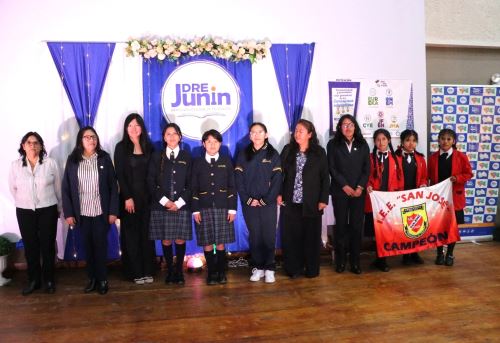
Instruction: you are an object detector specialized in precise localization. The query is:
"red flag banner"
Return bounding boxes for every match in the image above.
[369,179,460,257]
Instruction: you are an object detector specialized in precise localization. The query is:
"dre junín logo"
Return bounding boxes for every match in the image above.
[162,61,241,140]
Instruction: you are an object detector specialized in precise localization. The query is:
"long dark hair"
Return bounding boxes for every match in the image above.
[371,128,400,180]
[18,131,47,167]
[283,119,322,168]
[120,113,152,156]
[396,129,423,157]
[158,123,183,184]
[438,128,458,150]
[332,114,366,145]
[68,126,104,163]
[244,122,277,161]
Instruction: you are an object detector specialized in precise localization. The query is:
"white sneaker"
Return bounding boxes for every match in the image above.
[143,276,154,284]
[249,268,265,282]
[134,278,145,285]
[264,270,276,283]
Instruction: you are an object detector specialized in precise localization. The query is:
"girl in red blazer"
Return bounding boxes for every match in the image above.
[366,129,403,272]
[395,129,427,265]
[428,128,472,266]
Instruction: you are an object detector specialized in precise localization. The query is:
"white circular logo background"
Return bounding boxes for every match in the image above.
[162,61,240,140]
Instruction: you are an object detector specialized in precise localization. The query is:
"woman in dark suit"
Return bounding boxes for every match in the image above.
[62,126,119,295]
[326,114,370,274]
[278,119,330,279]
[114,113,155,285]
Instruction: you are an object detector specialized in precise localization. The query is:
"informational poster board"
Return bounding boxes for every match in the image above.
[329,79,413,138]
[430,84,500,239]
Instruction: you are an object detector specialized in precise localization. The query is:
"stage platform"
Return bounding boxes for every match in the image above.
[1,241,499,342]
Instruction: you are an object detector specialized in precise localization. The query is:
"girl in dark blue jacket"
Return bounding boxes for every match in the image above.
[235,123,282,283]
[191,130,236,285]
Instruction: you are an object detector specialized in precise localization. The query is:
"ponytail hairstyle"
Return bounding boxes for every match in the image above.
[245,122,277,161]
[438,128,458,150]
[371,128,400,180]
[396,129,423,157]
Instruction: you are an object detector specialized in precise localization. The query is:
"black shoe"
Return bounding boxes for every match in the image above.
[411,253,424,264]
[206,273,218,286]
[435,254,445,265]
[218,273,227,284]
[45,281,56,294]
[97,281,109,295]
[350,265,362,274]
[164,271,174,284]
[402,254,412,265]
[289,273,301,279]
[22,280,41,296]
[335,264,346,273]
[84,279,96,293]
[373,259,390,272]
[445,255,454,266]
[175,272,185,285]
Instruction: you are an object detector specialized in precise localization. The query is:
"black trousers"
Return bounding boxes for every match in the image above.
[282,204,322,277]
[332,194,365,267]
[242,204,277,270]
[80,215,109,282]
[16,205,58,283]
[120,208,155,279]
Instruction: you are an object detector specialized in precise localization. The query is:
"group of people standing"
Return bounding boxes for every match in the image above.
[8,113,472,296]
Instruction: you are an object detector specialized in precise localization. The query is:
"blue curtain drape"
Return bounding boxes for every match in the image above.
[143,55,254,255]
[270,43,315,133]
[47,42,118,261]
[47,42,115,127]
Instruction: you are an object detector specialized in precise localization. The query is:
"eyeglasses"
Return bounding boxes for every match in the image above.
[341,123,355,129]
[83,135,97,141]
[250,131,266,136]
[25,141,40,146]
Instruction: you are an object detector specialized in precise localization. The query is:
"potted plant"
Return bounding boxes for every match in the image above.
[0,236,13,286]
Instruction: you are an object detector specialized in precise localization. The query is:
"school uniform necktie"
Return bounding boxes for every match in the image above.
[440,152,448,160]
[404,152,414,164]
[170,151,175,161]
[378,151,388,162]
[211,158,216,164]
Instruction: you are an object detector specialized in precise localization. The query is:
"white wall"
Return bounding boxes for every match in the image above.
[0,0,426,236]
[426,0,500,47]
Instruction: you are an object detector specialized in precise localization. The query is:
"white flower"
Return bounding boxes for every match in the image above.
[224,50,233,59]
[179,45,188,53]
[130,40,141,52]
[157,53,166,61]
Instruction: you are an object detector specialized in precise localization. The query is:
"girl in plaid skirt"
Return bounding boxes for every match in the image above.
[191,130,236,285]
[147,123,192,285]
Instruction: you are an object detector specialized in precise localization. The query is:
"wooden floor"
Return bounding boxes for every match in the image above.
[1,242,499,343]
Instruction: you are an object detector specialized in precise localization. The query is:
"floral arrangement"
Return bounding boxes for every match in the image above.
[125,37,271,63]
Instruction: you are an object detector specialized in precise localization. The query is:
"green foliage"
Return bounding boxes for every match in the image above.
[0,236,13,256]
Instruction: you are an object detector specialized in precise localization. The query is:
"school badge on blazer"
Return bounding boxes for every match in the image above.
[401,203,429,239]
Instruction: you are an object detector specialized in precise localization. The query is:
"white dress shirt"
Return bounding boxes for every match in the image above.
[9,157,62,212]
[159,146,185,209]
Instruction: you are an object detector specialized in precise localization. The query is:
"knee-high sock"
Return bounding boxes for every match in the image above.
[162,244,173,271]
[204,250,215,275]
[175,243,186,273]
[216,249,226,274]
[446,243,455,256]
[437,246,444,255]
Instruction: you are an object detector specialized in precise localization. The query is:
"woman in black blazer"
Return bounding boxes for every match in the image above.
[326,114,370,275]
[62,126,119,295]
[114,113,155,285]
[278,119,330,278]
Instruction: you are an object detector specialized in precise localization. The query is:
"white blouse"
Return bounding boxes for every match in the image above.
[8,157,62,212]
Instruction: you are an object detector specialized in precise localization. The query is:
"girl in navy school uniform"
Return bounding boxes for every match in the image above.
[366,128,403,272]
[395,129,428,265]
[191,130,236,285]
[147,123,192,285]
[235,122,282,283]
[428,128,472,266]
